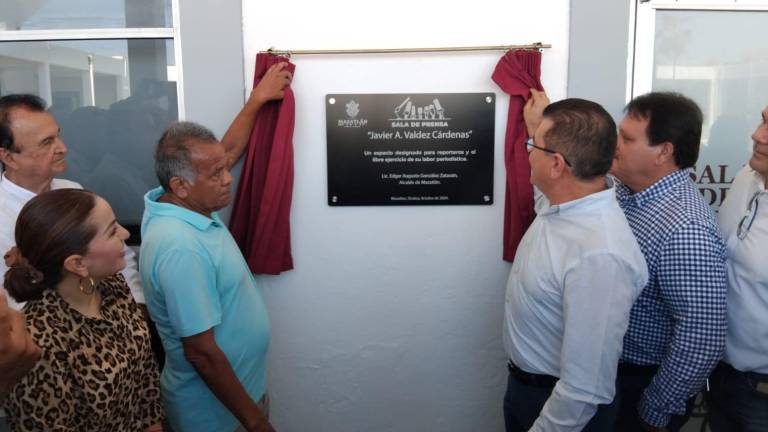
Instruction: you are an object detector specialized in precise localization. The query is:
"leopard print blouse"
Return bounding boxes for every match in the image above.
[3,275,163,431]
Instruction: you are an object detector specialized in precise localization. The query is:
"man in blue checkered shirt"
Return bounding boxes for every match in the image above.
[610,92,727,432]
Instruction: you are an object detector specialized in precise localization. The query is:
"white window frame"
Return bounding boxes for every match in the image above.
[0,0,185,118]
[628,0,768,103]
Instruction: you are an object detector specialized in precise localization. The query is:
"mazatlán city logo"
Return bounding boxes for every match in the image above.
[390,97,450,127]
[346,100,360,118]
[338,99,368,128]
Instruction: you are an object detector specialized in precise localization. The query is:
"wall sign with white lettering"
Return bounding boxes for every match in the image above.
[326,93,495,206]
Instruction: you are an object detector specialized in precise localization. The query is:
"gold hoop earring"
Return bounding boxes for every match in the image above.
[79,277,96,295]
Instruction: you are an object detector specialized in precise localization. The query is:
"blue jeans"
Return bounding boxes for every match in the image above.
[503,368,619,432]
[707,362,768,432]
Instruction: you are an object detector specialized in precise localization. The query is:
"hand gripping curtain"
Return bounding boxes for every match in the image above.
[230,53,295,275]
[492,50,544,262]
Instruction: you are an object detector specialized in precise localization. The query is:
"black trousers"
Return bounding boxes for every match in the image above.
[706,362,768,432]
[615,364,695,432]
[503,365,619,432]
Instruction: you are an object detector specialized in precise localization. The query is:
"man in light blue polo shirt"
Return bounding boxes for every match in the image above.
[139,61,291,432]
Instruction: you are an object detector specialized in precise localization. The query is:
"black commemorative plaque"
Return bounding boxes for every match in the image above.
[326,93,494,206]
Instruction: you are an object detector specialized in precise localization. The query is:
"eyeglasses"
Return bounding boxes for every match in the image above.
[525,138,572,167]
[737,191,761,240]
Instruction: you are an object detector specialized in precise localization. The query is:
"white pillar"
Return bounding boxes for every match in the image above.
[37,62,52,105]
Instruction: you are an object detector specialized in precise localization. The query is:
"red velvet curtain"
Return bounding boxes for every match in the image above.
[492,50,544,262]
[229,53,295,275]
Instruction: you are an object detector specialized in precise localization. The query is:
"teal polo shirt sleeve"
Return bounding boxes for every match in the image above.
[155,249,222,338]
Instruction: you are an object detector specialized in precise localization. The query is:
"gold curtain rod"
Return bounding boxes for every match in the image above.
[262,42,551,57]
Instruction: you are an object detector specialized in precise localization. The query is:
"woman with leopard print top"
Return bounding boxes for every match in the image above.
[2,189,163,432]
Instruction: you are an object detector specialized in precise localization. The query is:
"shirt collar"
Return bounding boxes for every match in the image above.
[38,288,85,333]
[0,172,37,202]
[747,168,767,193]
[539,177,617,216]
[616,169,690,208]
[38,276,121,333]
[143,187,222,231]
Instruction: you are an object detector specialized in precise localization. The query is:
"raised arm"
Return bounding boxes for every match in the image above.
[221,62,293,169]
[523,88,550,137]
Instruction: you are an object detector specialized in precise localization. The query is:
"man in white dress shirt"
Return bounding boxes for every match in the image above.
[0,94,145,309]
[706,105,768,431]
[503,98,648,432]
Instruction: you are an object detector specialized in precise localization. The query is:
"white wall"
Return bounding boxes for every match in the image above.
[242,2,570,431]
[177,0,248,222]
[178,0,245,135]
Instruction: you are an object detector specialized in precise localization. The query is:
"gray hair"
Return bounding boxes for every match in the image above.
[154,121,217,191]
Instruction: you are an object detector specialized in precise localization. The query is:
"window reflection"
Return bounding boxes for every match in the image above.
[0,39,177,226]
[0,0,172,30]
[652,10,768,210]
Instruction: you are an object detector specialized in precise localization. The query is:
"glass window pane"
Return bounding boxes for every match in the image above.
[652,10,768,211]
[0,39,177,229]
[0,0,172,30]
